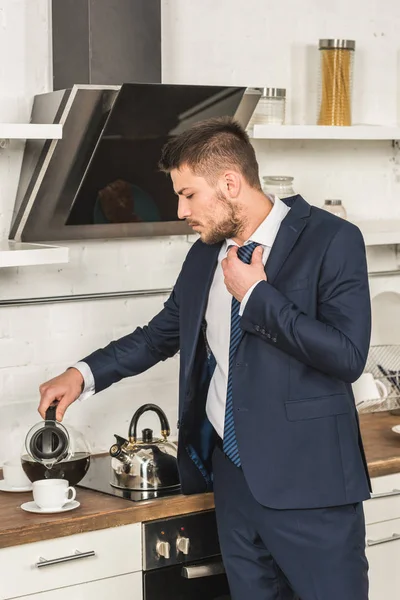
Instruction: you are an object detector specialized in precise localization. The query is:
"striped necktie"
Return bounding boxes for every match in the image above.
[223,241,260,466]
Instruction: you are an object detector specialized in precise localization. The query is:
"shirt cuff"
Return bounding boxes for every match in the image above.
[71,361,96,401]
[239,280,264,316]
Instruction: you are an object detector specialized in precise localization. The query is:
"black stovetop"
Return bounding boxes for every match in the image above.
[78,454,181,502]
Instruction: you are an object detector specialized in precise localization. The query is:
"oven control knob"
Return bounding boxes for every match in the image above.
[176,536,190,555]
[156,540,171,559]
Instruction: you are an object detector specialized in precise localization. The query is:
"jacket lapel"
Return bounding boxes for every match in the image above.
[184,241,221,378]
[265,195,310,284]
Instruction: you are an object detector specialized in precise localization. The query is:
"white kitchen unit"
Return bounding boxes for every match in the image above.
[364,472,400,600]
[0,241,69,268]
[250,124,400,141]
[352,220,400,247]
[13,573,142,600]
[0,123,68,268]
[0,123,62,141]
[0,523,142,600]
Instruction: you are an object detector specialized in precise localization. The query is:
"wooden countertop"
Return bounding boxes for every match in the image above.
[359,411,400,477]
[0,486,215,550]
[0,411,399,550]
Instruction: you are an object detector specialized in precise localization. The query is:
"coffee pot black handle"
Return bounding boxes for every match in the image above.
[45,404,57,422]
[129,404,170,441]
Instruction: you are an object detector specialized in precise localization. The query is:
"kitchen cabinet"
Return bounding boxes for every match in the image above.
[364,473,400,600]
[366,518,400,600]
[0,523,142,600]
[13,572,142,600]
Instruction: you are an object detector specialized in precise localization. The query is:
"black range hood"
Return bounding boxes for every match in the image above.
[10,1,261,242]
[10,83,260,242]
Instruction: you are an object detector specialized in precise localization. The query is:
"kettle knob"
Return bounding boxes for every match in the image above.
[142,428,153,443]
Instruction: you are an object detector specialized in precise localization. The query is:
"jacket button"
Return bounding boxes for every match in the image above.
[255,325,260,332]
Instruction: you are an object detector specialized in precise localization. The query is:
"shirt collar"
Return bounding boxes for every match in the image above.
[221,195,288,258]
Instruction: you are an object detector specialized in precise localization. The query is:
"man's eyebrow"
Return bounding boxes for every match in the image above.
[176,187,190,196]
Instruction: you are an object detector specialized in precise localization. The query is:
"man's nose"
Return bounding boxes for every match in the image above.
[177,197,191,220]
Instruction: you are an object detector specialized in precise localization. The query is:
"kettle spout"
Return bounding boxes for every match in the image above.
[109,434,130,463]
[113,434,128,446]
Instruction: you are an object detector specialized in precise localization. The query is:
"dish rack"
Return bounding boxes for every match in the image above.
[356,345,400,414]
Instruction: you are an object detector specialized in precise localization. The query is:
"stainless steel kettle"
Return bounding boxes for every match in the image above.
[109,403,180,492]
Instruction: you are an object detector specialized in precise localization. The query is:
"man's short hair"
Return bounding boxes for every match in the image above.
[158,116,261,190]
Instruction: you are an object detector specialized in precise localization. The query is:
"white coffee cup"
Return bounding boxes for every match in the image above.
[2,460,31,489]
[32,479,76,510]
[352,372,388,406]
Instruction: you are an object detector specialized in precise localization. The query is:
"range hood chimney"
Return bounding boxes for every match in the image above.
[52,0,161,88]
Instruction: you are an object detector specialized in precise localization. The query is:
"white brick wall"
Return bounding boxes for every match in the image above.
[1,0,400,463]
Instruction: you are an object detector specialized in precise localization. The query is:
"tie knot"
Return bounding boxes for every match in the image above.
[237,241,260,264]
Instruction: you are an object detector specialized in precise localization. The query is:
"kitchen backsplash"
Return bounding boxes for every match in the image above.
[2,0,400,463]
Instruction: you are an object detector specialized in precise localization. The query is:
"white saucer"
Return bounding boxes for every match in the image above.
[0,480,32,493]
[20,500,80,514]
[391,425,400,435]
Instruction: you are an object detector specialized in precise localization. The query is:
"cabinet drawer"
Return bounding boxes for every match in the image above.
[7,572,142,600]
[0,524,141,600]
[363,473,400,525]
[366,518,400,600]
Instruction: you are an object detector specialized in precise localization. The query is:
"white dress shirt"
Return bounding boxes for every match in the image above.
[204,195,290,438]
[74,196,290,431]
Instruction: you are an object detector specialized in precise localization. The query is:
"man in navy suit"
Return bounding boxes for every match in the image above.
[39,117,371,599]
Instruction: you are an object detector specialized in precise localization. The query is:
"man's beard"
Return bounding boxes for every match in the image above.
[200,190,247,245]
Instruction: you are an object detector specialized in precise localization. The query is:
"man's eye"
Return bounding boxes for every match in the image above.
[186,194,194,199]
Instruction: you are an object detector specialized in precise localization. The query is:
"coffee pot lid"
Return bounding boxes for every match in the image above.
[25,405,70,466]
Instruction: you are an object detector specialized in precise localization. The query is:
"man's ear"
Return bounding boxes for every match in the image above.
[221,170,241,199]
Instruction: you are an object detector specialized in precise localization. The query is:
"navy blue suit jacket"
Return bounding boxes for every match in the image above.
[83,195,372,509]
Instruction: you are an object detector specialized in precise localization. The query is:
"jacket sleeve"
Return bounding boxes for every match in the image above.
[81,272,182,394]
[240,222,371,383]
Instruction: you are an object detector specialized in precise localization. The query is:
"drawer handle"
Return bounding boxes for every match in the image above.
[36,550,96,568]
[370,488,400,499]
[182,561,225,579]
[367,533,400,547]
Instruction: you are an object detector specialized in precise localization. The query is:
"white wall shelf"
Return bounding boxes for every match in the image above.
[0,241,69,268]
[251,125,400,141]
[0,123,62,140]
[354,220,400,246]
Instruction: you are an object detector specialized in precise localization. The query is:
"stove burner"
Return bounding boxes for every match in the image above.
[78,454,181,502]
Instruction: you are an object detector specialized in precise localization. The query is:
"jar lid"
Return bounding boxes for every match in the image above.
[257,87,286,98]
[324,199,342,205]
[263,176,293,182]
[319,39,355,50]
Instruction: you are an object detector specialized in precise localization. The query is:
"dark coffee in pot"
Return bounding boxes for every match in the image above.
[21,452,90,485]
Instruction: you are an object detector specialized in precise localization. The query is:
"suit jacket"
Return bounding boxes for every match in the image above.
[83,195,372,509]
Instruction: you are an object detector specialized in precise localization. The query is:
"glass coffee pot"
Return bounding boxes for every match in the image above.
[22,405,91,485]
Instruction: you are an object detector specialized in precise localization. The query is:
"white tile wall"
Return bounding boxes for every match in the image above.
[1,0,400,463]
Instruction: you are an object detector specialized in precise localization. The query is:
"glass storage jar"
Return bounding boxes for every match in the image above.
[248,88,286,127]
[262,176,295,198]
[317,39,355,126]
[321,199,347,219]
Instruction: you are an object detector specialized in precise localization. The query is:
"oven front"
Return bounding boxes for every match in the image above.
[143,510,231,600]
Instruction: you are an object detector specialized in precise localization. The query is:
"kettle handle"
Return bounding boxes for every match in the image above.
[129,404,170,442]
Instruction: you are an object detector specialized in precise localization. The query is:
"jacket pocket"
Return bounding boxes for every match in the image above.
[285,394,350,421]
[279,277,309,292]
